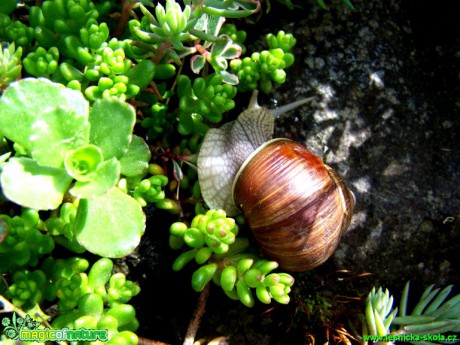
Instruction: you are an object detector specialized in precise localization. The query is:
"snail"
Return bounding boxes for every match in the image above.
[197,91,355,271]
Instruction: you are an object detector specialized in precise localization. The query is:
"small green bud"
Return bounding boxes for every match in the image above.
[237,258,254,275]
[244,269,263,288]
[273,294,290,304]
[78,293,104,316]
[109,331,138,345]
[278,273,295,286]
[264,273,280,287]
[170,222,187,237]
[155,198,180,214]
[256,285,272,304]
[155,64,176,79]
[105,304,136,327]
[97,315,119,332]
[184,227,206,248]
[74,315,98,329]
[21,209,40,228]
[269,283,286,297]
[64,144,104,182]
[252,260,279,276]
[148,163,165,176]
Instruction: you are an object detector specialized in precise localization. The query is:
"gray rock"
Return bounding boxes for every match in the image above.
[270,1,459,290]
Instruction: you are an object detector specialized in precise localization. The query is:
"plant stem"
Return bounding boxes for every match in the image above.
[114,0,136,38]
[183,284,211,345]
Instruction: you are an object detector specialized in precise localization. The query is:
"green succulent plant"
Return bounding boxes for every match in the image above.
[362,282,460,344]
[0,78,150,258]
[169,209,295,307]
[0,42,22,91]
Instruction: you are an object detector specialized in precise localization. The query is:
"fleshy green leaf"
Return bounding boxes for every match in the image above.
[0,157,72,210]
[74,187,145,257]
[119,135,151,177]
[425,285,453,314]
[125,60,155,90]
[31,107,90,168]
[211,37,232,56]
[191,55,206,74]
[88,258,113,288]
[89,99,136,159]
[193,13,224,38]
[0,78,89,151]
[400,281,410,317]
[220,70,239,85]
[191,263,217,292]
[70,158,121,198]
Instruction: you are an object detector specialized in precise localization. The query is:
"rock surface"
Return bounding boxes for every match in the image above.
[270,0,459,291]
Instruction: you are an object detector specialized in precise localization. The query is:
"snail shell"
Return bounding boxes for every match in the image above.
[232,138,355,271]
[197,91,355,271]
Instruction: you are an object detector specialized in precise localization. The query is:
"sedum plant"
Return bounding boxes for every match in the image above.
[0,42,22,92]
[169,209,295,307]
[0,209,54,273]
[230,30,296,94]
[0,78,150,258]
[3,257,140,344]
[362,281,460,344]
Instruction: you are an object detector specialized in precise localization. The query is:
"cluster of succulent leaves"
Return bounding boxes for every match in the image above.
[230,30,296,94]
[0,0,299,135]
[362,281,460,344]
[169,209,295,307]
[0,42,22,91]
[4,257,140,345]
[0,78,152,258]
[0,209,54,273]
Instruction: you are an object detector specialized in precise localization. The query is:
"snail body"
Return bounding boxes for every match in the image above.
[197,91,355,271]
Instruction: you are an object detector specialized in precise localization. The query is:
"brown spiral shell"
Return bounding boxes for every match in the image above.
[232,138,355,271]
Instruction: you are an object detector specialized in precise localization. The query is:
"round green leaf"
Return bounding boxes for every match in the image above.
[89,99,136,160]
[119,135,151,177]
[30,106,90,168]
[0,78,88,151]
[0,157,72,210]
[74,187,145,257]
[125,60,155,89]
